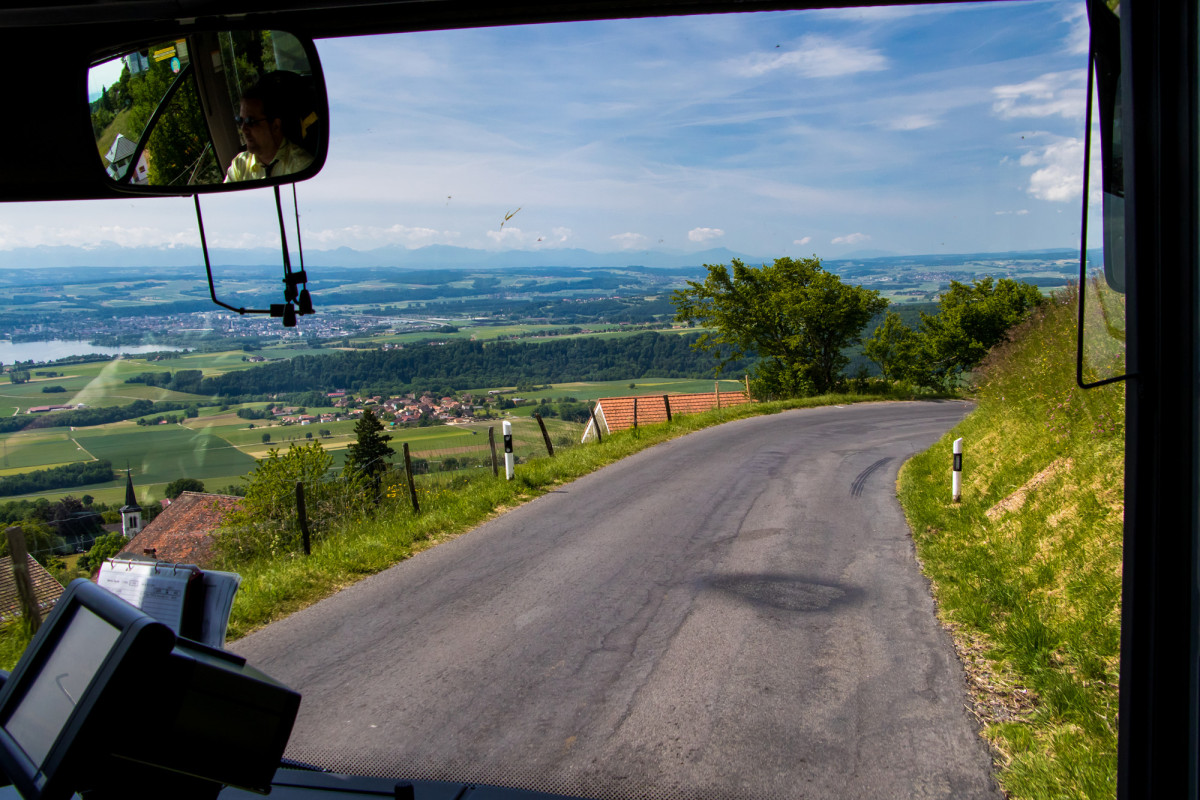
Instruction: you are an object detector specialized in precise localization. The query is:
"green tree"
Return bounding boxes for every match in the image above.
[0,520,66,561]
[909,278,1044,389]
[78,532,129,573]
[671,257,888,396]
[343,409,394,499]
[864,310,919,382]
[164,477,206,499]
[262,432,271,443]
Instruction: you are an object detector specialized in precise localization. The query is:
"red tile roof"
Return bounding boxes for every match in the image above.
[123,492,242,568]
[586,391,753,439]
[0,554,64,621]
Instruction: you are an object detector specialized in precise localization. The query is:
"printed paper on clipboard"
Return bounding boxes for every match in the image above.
[96,559,198,634]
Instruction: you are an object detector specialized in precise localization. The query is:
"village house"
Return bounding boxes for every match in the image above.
[120,492,243,569]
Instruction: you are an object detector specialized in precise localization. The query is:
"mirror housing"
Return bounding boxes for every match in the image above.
[88,30,328,194]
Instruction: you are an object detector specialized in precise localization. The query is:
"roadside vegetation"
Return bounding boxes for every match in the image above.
[899,284,1124,799]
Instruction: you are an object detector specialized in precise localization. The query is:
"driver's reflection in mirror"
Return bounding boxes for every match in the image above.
[224,74,314,182]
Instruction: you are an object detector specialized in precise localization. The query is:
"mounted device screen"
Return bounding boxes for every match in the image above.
[3,607,120,770]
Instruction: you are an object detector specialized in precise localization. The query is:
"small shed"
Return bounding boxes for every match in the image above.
[582,390,753,442]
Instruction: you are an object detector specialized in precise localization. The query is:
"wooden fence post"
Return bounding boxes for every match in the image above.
[662,395,672,422]
[295,482,311,555]
[534,413,555,457]
[403,443,420,513]
[6,526,41,634]
[632,397,638,429]
[715,381,720,409]
[488,427,499,477]
[745,374,751,399]
[589,402,603,443]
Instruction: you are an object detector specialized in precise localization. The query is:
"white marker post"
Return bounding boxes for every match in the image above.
[952,437,964,503]
[503,420,515,480]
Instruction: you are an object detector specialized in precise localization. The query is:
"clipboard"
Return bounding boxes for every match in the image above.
[96,559,241,648]
[96,560,203,638]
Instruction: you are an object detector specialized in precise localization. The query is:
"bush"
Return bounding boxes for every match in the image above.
[216,441,369,563]
[78,532,129,573]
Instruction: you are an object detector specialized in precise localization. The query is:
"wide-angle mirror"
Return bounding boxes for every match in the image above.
[88,30,328,192]
[1090,0,1123,293]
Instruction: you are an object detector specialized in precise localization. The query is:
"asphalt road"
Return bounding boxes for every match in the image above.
[231,400,999,800]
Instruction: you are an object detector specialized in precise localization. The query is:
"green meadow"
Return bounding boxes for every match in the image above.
[72,427,258,483]
[0,431,93,472]
[2,333,729,505]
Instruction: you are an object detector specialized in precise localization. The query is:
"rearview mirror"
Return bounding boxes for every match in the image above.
[88,30,327,193]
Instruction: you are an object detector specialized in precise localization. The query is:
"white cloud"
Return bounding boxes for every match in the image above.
[611,232,647,248]
[688,227,725,243]
[794,236,812,245]
[823,5,962,21]
[307,223,454,248]
[486,226,537,247]
[832,232,870,245]
[883,114,939,131]
[730,35,888,79]
[1063,4,1090,56]
[995,209,1031,216]
[1019,136,1086,202]
[993,71,1085,120]
[0,224,196,250]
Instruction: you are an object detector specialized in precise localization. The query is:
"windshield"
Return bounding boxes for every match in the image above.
[1,4,1121,799]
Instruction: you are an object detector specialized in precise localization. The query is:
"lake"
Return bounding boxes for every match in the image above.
[0,340,185,364]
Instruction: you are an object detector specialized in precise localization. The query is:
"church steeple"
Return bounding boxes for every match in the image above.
[120,467,143,539]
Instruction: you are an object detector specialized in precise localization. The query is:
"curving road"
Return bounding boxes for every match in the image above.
[231,400,999,800]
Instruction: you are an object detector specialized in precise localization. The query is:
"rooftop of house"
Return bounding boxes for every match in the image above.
[0,554,64,622]
[122,492,243,568]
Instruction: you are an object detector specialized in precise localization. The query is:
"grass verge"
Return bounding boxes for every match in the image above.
[898,289,1124,799]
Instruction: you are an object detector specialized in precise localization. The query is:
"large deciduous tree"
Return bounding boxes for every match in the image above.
[904,277,1044,389]
[671,257,888,397]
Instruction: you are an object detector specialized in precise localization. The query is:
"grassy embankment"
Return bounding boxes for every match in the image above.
[898,286,1124,799]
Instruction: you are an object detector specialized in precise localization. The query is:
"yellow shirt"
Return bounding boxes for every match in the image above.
[224,138,314,182]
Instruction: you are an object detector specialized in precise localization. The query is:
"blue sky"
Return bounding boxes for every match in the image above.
[5,1,1095,263]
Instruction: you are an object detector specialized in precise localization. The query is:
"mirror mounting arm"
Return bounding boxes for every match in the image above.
[195,194,272,317]
[194,188,314,327]
[273,184,315,317]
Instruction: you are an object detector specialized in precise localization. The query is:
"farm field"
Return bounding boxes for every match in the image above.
[6,410,584,505]
[72,427,257,485]
[0,430,93,473]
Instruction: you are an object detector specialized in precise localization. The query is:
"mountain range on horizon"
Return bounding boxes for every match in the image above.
[0,241,1079,272]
